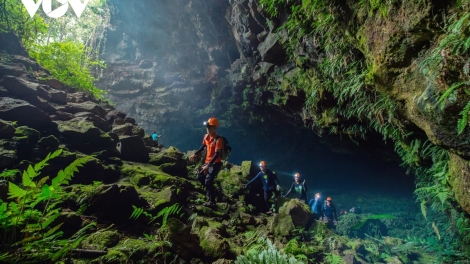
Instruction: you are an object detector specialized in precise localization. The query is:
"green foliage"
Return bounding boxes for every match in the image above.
[235,238,303,264]
[0,149,93,262]
[283,239,317,262]
[351,214,395,230]
[324,252,344,264]
[420,9,470,134]
[130,203,184,229]
[29,41,105,98]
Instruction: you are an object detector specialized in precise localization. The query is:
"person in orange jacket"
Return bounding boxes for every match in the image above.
[190,117,223,207]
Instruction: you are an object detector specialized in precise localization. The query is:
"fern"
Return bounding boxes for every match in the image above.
[235,238,303,264]
[432,222,441,241]
[420,200,428,220]
[130,204,184,229]
[457,101,470,133]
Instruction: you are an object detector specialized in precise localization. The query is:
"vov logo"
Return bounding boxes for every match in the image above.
[22,0,90,19]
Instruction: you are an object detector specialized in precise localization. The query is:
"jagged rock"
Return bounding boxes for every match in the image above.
[111,123,144,137]
[0,140,17,168]
[252,62,274,83]
[149,146,185,165]
[116,135,149,162]
[0,119,15,139]
[161,218,203,260]
[50,111,74,121]
[139,186,180,213]
[74,112,112,132]
[81,230,120,250]
[0,97,52,130]
[9,55,41,72]
[105,110,126,124]
[88,183,147,224]
[0,75,38,97]
[197,226,232,259]
[43,78,64,90]
[0,62,26,77]
[0,33,28,56]
[52,117,115,152]
[32,135,60,160]
[268,199,313,236]
[257,32,286,64]
[191,216,209,234]
[65,101,107,118]
[36,85,67,105]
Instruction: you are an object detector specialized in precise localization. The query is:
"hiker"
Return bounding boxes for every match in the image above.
[244,161,281,214]
[151,131,161,145]
[189,117,223,207]
[322,196,338,229]
[308,192,322,220]
[283,173,307,203]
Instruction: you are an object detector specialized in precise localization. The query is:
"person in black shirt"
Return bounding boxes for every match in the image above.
[322,196,338,229]
[283,172,307,203]
[244,161,281,214]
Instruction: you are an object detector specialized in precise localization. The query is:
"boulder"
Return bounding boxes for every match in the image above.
[32,135,60,160]
[112,123,145,137]
[268,199,313,236]
[257,32,286,65]
[53,117,115,151]
[0,62,26,77]
[0,97,51,130]
[50,111,74,121]
[74,112,112,132]
[88,184,147,224]
[116,136,149,162]
[0,120,15,139]
[197,226,232,259]
[0,33,28,56]
[105,110,126,124]
[36,85,67,105]
[0,75,38,97]
[65,101,107,117]
[160,218,202,260]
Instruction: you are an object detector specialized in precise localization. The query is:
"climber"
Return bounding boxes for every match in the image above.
[283,172,307,203]
[244,160,281,214]
[189,117,223,208]
[308,192,323,220]
[322,196,338,229]
[151,131,161,145]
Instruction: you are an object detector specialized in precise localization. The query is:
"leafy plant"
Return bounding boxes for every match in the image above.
[352,214,395,230]
[235,238,303,264]
[324,252,344,264]
[130,203,184,229]
[0,149,93,262]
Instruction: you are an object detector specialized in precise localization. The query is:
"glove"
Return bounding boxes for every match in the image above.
[276,185,280,191]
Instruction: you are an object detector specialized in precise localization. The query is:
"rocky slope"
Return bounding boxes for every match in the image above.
[0,33,439,263]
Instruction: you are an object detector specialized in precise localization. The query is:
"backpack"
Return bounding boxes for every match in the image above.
[215,135,232,160]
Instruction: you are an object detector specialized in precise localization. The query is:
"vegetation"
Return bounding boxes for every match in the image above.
[0,0,107,98]
[257,0,470,260]
[0,149,93,262]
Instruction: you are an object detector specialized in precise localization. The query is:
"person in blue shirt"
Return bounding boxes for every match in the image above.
[244,161,281,214]
[151,131,161,144]
[283,173,307,203]
[308,192,322,220]
[322,196,338,229]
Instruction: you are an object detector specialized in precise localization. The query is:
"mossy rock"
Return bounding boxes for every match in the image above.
[160,218,202,260]
[103,237,161,262]
[81,230,120,250]
[121,162,188,188]
[149,146,185,166]
[0,119,15,139]
[217,168,245,198]
[139,187,180,213]
[198,226,232,259]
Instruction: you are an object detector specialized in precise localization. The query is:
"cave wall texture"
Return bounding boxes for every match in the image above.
[96,0,470,213]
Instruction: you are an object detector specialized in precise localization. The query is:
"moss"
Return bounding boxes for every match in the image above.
[120,163,186,188]
[81,230,120,250]
[102,238,162,262]
[138,187,178,211]
[198,226,230,259]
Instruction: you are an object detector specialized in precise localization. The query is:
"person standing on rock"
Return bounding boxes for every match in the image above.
[308,192,323,220]
[283,173,307,203]
[244,161,281,214]
[189,117,223,208]
[322,196,338,229]
[151,131,161,145]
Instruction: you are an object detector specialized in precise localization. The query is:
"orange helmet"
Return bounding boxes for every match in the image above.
[259,161,267,167]
[326,197,332,201]
[294,173,300,178]
[204,117,219,127]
